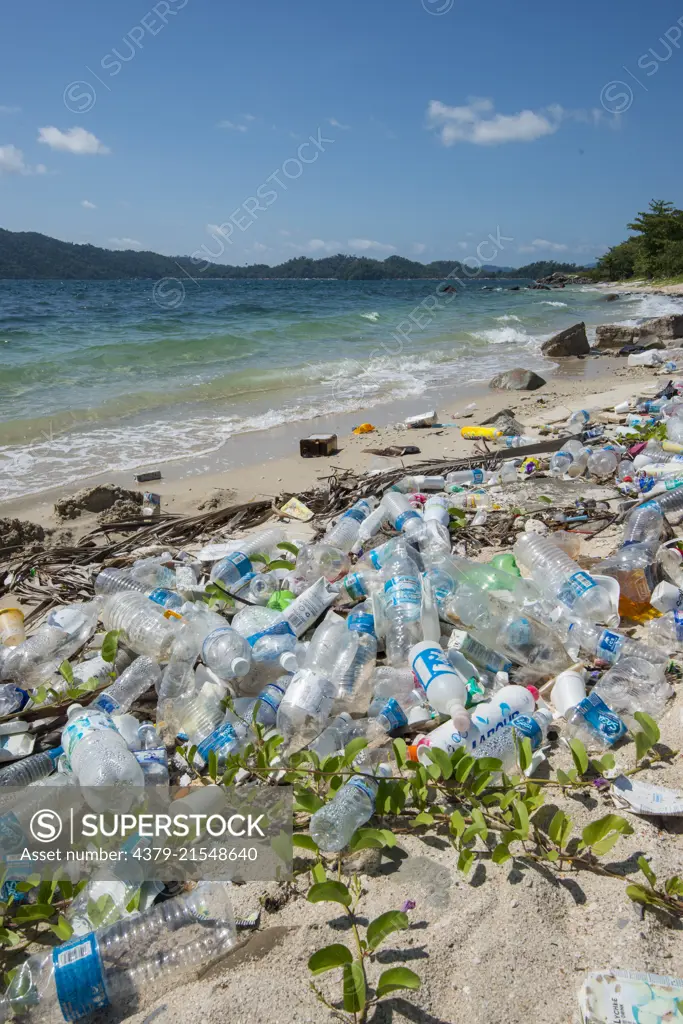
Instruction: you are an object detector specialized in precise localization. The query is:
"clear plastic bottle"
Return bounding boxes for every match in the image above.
[647,610,683,650]
[565,621,667,666]
[447,492,492,510]
[62,705,144,791]
[94,568,183,612]
[352,504,389,553]
[514,533,616,625]
[309,770,386,852]
[336,568,380,606]
[359,536,409,572]
[91,656,161,716]
[0,746,62,786]
[0,683,30,715]
[563,692,628,750]
[587,447,619,480]
[502,434,538,449]
[592,657,672,723]
[597,503,663,622]
[336,602,377,711]
[380,492,426,543]
[135,721,169,784]
[231,605,297,667]
[650,485,683,519]
[650,580,683,613]
[391,475,446,493]
[101,593,176,661]
[380,545,423,665]
[447,629,513,675]
[616,459,635,483]
[306,712,358,760]
[294,543,350,585]
[470,708,553,771]
[548,440,589,478]
[567,409,591,431]
[233,677,290,730]
[1,602,101,687]
[276,616,355,750]
[324,498,377,552]
[201,626,251,680]
[445,468,491,487]
[1,882,236,1023]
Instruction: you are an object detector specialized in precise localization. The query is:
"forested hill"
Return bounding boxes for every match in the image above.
[0,228,585,281]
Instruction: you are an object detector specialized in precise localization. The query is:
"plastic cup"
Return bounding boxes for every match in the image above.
[550,669,586,718]
[0,608,25,647]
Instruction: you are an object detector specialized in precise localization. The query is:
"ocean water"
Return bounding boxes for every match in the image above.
[0,277,680,502]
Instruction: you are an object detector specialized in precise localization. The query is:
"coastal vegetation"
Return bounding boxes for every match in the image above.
[0,228,586,281]
[596,200,683,281]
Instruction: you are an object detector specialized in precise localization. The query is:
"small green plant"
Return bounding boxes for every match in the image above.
[307,875,420,1023]
[626,857,683,920]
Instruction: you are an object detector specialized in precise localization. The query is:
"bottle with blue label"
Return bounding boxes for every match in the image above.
[201,625,252,680]
[0,745,63,786]
[231,605,297,667]
[380,546,424,665]
[596,502,663,623]
[336,602,378,711]
[514,532,616,626]
[309,765,391,852]
[1,882,236,1023]
[324,497,377,552]
[94,568,183,611]
[470,708,553,771]
[380,492,426,543]
[409,640,470,732]
[61,705,144,790]
[134,722,169,785]
[565,622,667,667]
[91,656,162,717]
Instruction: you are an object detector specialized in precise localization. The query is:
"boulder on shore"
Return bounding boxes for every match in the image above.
[595,313,683,351]
[489,368,546,391]
[639,314,683,340]
[595,324,637,349]
[541,322,590,358]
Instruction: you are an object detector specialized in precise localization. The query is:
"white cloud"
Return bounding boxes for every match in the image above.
[518,239,569,254]
[243,113,256,122]
[0,144,26,174]
[35,163,47,175]
[279,229,291,237]
[456,242,468,251]
[328,117,350,130]
[109,237,142,249]
[218,120,248,132]
[38,126,110,155]
[81,199,96,209]
[348,238,396,254]
[250,242,269,253]
[412,242,427,255]
[0,105,20,115]
[286,239,341,254]
[426,97,603,147]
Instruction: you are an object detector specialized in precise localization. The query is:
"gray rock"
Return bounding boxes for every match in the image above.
[595,324,637,349]
[541,322,590,358]
[482,407,525,435]
[604,293,621,301]
[639,313,683,340]
[489,368,546,391]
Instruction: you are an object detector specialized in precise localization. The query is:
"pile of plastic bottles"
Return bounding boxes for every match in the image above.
[0,394,681,1021]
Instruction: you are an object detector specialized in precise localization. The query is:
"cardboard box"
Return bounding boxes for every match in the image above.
[300,434,337,458]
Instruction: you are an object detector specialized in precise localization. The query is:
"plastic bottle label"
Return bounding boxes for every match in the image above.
[290,675,330,714]
[148,588,176,607]
[134,747,168,769]
[343,573,367,601]
[597,629,624,663]
[575,693,627,745]
[348,613,375,635]
[2,688,29,712]
[91,693,121,715]
[256,683,285,713]
[283,583,336,635]
[196,721,238,763]
[554,451,571,462]
[557,570,597,608]
[343,507,367,524]
[347,775,377,802]
[510,714,543,748]
[673,610,683,641]
[394,509,420,532]
[384,574,421,608]
[379,697,408,730]
[54,935,109,1021]
[411,645,455,691]
[246,619,295,648]
[62,713,119,765]
[471,468,484,483]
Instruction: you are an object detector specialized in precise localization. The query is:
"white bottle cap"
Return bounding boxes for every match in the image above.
[448,702,471,733]
[231,657,250,678]
[650,580,683,612]
[279,651,299,674]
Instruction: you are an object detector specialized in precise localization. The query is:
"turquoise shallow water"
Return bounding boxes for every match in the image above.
[0,277,680,501]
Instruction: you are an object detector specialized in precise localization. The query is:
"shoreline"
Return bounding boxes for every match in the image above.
[0,358,660,540]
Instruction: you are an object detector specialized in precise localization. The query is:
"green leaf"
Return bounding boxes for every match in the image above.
[633,711,659,746]
[548,810,572,850]
[208,748,218,782]
[125,889,142,914]
[342,962,366,1013]
[100,630,121,664]
[454,754,475,783]
[14,903,54,923]
[426,747,453,780]
[591,832,624,857]
[512,800,529,839]
[538,495,553,504]
[0,928,21,947]
[277,541,300,556]
[307,881,351,907]
[49,915,73,941]
[343,738,369,763]
[516,735,532,773]
[264,559,295,572]
[292,834,319,853]
[664,875,683,896]
[412,811,435,828]
[367,910,409,950]
[376,967,422,1000]
[311,862,327,884]
[293,791,325,814]
[491,843,511,865]
[379,829,397,848]
[58,660,74,685]
[473,757,503,773]
[457,848,475,876]
[348,828,391,851]
[637,856,657,888]
[392,738,407,768]
[308,943,353,975]
[634,731,655,762]
[581,814,633,850]
[86,894,116,930]
[249,553,268,565]
[626,884,657,907]
[556,768,576,787]
[33,685,48,706]
[449,810,466,838]
[568,738,589,776]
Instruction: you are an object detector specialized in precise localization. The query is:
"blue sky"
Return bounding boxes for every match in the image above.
[1,0,682,266]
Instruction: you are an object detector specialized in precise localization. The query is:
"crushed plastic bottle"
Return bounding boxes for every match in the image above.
[324,498,377,552]
[310,767,389,852]
[380,544,423,665]
[514,533,617,626]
